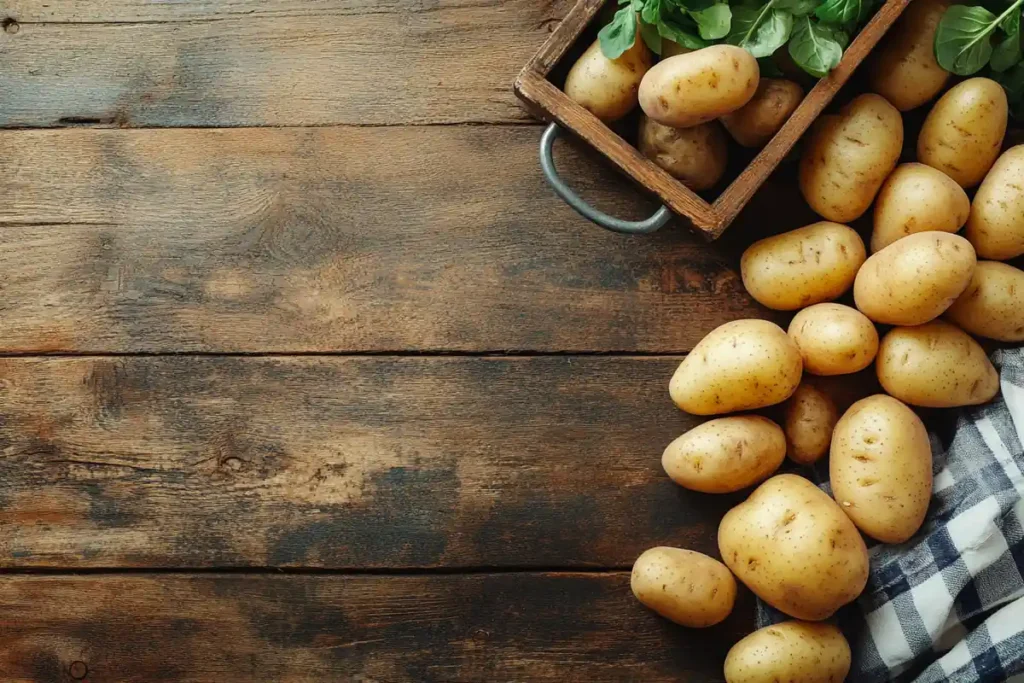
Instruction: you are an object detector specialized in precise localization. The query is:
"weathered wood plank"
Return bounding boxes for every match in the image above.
[0,127,772,353]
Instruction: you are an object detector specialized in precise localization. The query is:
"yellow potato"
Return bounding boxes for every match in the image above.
[876,321,999,407]
[867,0,951,111]
[631,547,737,627]
[965,145,1024,260]
[662,416,785,493]
[788,303,879,376]
[724,621,851,683]
[670,320,803,415]
[830,395,932,543]
[945,261,1024,342]
[854,231,977,325]
[565,34,652,122]
[784,382,839,465]
[740,222,865,311]
[719,474,868,621]
[638,116,727,191]
[918,78,1008,187]
[721,78,804,148]
[799,94,903,222]
[639,45,759,128]
[871,163,971,252]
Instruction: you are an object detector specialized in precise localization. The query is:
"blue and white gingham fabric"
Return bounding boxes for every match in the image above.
[757,347,1024,683]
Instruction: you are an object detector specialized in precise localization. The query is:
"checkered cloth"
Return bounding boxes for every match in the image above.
[757,347,1024,683]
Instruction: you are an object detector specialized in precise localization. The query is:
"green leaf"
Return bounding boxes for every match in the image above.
[631,0,646,10]
[1000,6,1021,33]
[789,16,844,76]
[690,3,733,39]
[640,19,665,53]
[657,12,710,48]
[641,0,662,24]
[599,7,639,59]
[934,4,998,75]
[775,0,822,17]
[815,0,862,25]
[728,3,794,58]
[991,31,1022,70]
[671,0,718,12]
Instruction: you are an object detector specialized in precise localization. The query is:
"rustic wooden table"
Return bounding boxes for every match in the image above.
[0,1,821,680]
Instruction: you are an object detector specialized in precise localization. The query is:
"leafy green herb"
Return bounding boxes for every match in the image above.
[815,0,862,24]
[789,15,844,76]
[727,1,794,57]
[934,1,1024,75]
[599,6,639,59]
[657,10,710,49]
[691,3,734,39]
[991,28,1021,71]
[774,0,822,17]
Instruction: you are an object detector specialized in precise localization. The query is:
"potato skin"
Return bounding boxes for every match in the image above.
[965,145,1024,260]
[871,163,970,252]
[719,474,869,621]
[639,45,759,128]
[565,35,652,122]
[631,547,737,627]
[740,222,866,311]
[724,621,851,683]
[918,78,1008,188]
[945,261,1024,342]
[784,383,839,465]
[854,231,976,326]
[670,320,803,415]
[662,416,785,493]
[638,116,727,191]
[788,303,879,376]
[867,0,951,111]
[876,321,999,408]
[830,395,932,543]
[721,78,804,148]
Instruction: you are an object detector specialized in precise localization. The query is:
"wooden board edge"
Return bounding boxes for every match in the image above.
[524,0,607,78]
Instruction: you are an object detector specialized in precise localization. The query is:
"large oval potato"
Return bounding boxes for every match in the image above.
[945,261,1024,342]
[719,474,869,621]
[831,394,932,543]
[670,320,803,415]
[788,303,879,376]
[871,163,970,252]
[784,382,839,465]
[854,231,976,325]
[639,45,759,128]
[662,416,785,493]
[876,321,999,407]
[918,78,1008,187]
[740,222,865,311]
[631,547,737,627]
[638,116,727,191]
[799,94,903,223]
[721,78,804,148]
[565,34,652,122]
[965,145,1024,260]
[867,0,951,111]
[724,621,851,683]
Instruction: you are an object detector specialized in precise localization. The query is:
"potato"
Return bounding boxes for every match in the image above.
[867,0,951,111]
[631,547,736,627]
[565,34,652,122]
[799,94,903,222]
[965,145,1024,260]
[670,320,803,415]
[876,321,999,407]
[918,78,1008,188]
[638,116,727,191]
[740,222,865,311]
[719,474,868,621]
[830,394,931,543]
[662,416,785,493]
[724,621,851,683]
[721,79,804,148]
[871,163,971,252]
[784,383,839,465]
[639,45,759,128]
[854,231,976,325]
[945,261,1024,342]
[788,303,879,376]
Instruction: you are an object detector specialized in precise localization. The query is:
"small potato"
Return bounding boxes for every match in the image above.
[740,222,866,311]
[784,383,839,465]
[799,94,904,222]
[721,79,804,148]
[719,474,868,621]
[639,45,759,128]
[662,416,785,493]
[876,321,999,407]
[670,320,803,415]
[724,621,851,683]
[565,34,652,122]
[945,261,1024,342]
[871,163,970,252]
[831,395,932,543]
[638,116,728,191]
[918,78,1008,188]
[854,231,976,326]
[788,303,879,376]
[631,547,737,627]
[867,0,951,111]
[965,145,1024,260]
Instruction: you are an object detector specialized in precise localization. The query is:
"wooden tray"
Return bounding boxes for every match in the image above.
[514,0,912,239]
